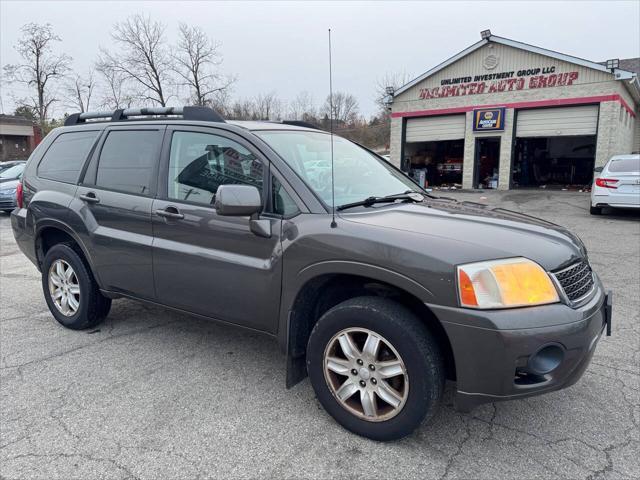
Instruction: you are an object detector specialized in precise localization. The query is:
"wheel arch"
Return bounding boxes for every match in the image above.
[35,220,103,288]
[281,262,456,389]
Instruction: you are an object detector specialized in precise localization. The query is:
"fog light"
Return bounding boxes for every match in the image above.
[527,344,564,375]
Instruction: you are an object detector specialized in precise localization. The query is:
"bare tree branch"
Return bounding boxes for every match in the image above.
[3,23,71,133]
[321,92,359,125]
[173,23,235,107]
[98,14,173,106]
[254,91,283,120]
[64,70,96,112]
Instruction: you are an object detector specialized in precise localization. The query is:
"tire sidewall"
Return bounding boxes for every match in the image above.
[41,244,93,329]
[307,298,443,441]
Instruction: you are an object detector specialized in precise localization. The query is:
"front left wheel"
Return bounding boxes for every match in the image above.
[307,296,444,441]
[41,244,111,330]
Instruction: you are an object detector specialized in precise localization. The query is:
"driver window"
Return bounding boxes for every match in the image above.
[168,131,263,205]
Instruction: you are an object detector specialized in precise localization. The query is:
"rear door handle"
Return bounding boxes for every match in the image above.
[154,206,184,220]
[79,192,100,204]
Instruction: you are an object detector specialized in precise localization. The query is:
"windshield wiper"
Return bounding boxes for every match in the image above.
[337,191,424,211]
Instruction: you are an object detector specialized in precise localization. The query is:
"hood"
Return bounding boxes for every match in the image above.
[339,198,585,271]
[0,178,19,190]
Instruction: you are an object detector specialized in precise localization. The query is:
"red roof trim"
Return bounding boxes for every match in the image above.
[391,94,636,119]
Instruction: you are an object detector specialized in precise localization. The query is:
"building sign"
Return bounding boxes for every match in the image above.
[473,108,505,131]
[419,66,580,100]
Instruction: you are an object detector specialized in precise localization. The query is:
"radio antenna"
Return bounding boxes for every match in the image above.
[328,28,337,228]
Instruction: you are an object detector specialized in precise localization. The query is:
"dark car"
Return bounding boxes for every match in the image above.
[0,162,26,212]
[11,107,611,441]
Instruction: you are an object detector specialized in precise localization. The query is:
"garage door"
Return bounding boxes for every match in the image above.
[405,114,466,142]
[516,105,598,137]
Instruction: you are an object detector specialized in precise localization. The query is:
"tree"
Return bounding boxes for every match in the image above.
[254,91,282,120]
[288,91,317,123]
[64,71,96,112]
[99,14,173,106]
[3,23,71,134]
[374,71,413,113]
[228,98,255,120]
[14,105,36,121]
[321,92,359,125]
[173,23,234,107]
[95,63,133,109]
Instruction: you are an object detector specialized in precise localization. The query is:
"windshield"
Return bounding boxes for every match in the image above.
[256,131,419,207]
[608,157,640,173]
[0,164,25,179]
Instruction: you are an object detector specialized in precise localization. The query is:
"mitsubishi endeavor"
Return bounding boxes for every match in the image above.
[11,106,612,441]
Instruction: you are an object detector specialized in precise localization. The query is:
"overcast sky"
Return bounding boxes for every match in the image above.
[1,0,639,118]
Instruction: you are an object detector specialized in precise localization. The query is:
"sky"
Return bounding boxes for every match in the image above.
[1,0,639,119]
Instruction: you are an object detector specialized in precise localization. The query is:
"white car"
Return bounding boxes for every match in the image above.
[590,154,640,215]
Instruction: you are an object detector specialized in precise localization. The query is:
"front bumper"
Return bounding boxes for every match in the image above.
[428,281,610,412]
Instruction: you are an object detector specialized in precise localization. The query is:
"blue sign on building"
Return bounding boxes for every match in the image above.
[473,107,506,132]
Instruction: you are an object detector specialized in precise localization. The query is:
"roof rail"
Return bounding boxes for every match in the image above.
[280,120,319,129]
[64,106,225,126]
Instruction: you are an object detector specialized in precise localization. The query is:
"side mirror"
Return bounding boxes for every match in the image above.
[214,185,262,216]
[593,166,604,173]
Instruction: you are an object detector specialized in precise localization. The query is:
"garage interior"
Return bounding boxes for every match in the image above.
[512,136,596,188]
[474,137,500,189]
[405,114,465,188]
[511,105,598,189]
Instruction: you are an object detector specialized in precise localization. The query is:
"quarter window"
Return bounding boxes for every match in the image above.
[168,131,263,206]
[38,131,99,183]
[96,130,159,195]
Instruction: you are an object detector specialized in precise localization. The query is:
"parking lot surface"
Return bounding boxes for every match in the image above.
[1,190,639,480]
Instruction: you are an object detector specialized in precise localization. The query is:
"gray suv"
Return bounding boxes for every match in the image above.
[11,107,611,441]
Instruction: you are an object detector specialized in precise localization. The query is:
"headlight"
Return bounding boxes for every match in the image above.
[1,188,16,196]
[457,257,559,309]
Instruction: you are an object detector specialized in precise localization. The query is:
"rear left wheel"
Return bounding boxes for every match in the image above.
[42,244,111,330]
[590,205,603,215]
[307,296,444,441]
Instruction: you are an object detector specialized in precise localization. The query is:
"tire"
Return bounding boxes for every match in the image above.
[307,296,444,441]
[41,243,111,330]
[590,205,603,215]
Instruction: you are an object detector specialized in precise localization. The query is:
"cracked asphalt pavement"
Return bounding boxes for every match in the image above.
[1,191,639,479]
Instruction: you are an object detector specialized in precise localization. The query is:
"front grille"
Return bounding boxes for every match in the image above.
[552,260,594,302]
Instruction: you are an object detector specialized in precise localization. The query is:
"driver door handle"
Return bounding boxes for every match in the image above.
[155,206,184,220]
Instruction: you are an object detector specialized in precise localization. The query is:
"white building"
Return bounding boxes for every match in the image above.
[388,31,640,190]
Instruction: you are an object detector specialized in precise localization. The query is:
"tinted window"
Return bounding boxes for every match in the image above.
[96,131,159,195]
[272,176,299,216]
[168,131,263,206]
[38,131,98,183]
[608,157,640,173]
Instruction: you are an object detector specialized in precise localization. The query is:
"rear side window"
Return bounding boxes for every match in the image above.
[608,157,640,173]
[96,130,160,195]
[38,131,99,183]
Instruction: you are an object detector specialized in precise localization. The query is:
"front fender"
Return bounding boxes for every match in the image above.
[277,259,435,349]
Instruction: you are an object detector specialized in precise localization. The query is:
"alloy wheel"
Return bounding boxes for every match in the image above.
[48,259,81,317]
[323,327,409,422]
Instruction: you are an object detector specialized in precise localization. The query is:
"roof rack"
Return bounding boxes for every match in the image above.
[64,106,225,126]
[280,120,319,129]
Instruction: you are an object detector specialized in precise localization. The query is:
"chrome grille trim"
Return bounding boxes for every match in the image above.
[551,260,596,306]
